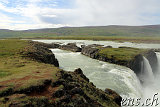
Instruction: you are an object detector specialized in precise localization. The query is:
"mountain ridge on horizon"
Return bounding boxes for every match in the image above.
[0,24,160,38]
[1,24,160,31]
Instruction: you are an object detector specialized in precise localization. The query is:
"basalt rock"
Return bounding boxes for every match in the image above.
[60,43,81,52]
[81,45,99,59]
[50,68,121,107]
[144,49,158,73]
[74,68,89,82]
[129,54,143,75]
[105,89,122,106]
[129,50,158,75]
[53,89,66,98]
[49,43,60,48]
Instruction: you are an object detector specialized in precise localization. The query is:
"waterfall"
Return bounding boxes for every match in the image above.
[139,56,154,83]
[156,52,160,73]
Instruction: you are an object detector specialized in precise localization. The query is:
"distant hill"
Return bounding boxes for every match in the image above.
[1,25,160,38]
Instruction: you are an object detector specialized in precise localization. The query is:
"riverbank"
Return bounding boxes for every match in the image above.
[0,40,121,106]
[81,45,158,75]
[2,36,160,44]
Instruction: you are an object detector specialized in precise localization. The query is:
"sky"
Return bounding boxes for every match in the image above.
[0,0,160,30]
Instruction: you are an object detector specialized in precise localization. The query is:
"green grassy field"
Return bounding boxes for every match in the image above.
[0,25,160,37]
[0,39,60,96]
[0,40,28,57]
[98,47,147,61]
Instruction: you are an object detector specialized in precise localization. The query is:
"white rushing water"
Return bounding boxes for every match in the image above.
[35,40,160,107]
[139,57,154,84]
[156,53,160,73]
[51,49,142,101]
[141,53,160,107]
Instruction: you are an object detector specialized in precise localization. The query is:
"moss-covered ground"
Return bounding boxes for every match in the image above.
[98,47,148,62]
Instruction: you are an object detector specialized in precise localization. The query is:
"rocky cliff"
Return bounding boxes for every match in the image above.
[81,44,158,76]
[129,50,158,74]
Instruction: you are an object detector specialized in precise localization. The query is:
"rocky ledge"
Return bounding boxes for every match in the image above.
[0,68,122,107]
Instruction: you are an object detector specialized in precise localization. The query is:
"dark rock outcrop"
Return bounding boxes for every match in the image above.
[129,54,143,75]
[60,43,81,52]
[74,68,89,82]
[50,68,121,107]
[49,43,60,48]
[81,45,100,59]
[154,49,160,52]
[145,49,158,73]
[105,89,122,106]
[21,41,59,67]
[129,50,158,75]
[81,45,129,66]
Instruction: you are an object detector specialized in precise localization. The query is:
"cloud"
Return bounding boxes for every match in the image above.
[7,23,68,30]
[0,0,160,30]
[30,0,160,27]
[71,0,160,26]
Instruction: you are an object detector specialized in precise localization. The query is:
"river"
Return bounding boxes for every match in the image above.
[34,40,160,107]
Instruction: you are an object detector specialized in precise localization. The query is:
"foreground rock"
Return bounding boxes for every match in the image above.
[0,68,121,107]
[105,89,122,106]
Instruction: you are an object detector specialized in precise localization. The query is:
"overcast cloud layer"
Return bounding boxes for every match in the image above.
[0,0,160,30]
